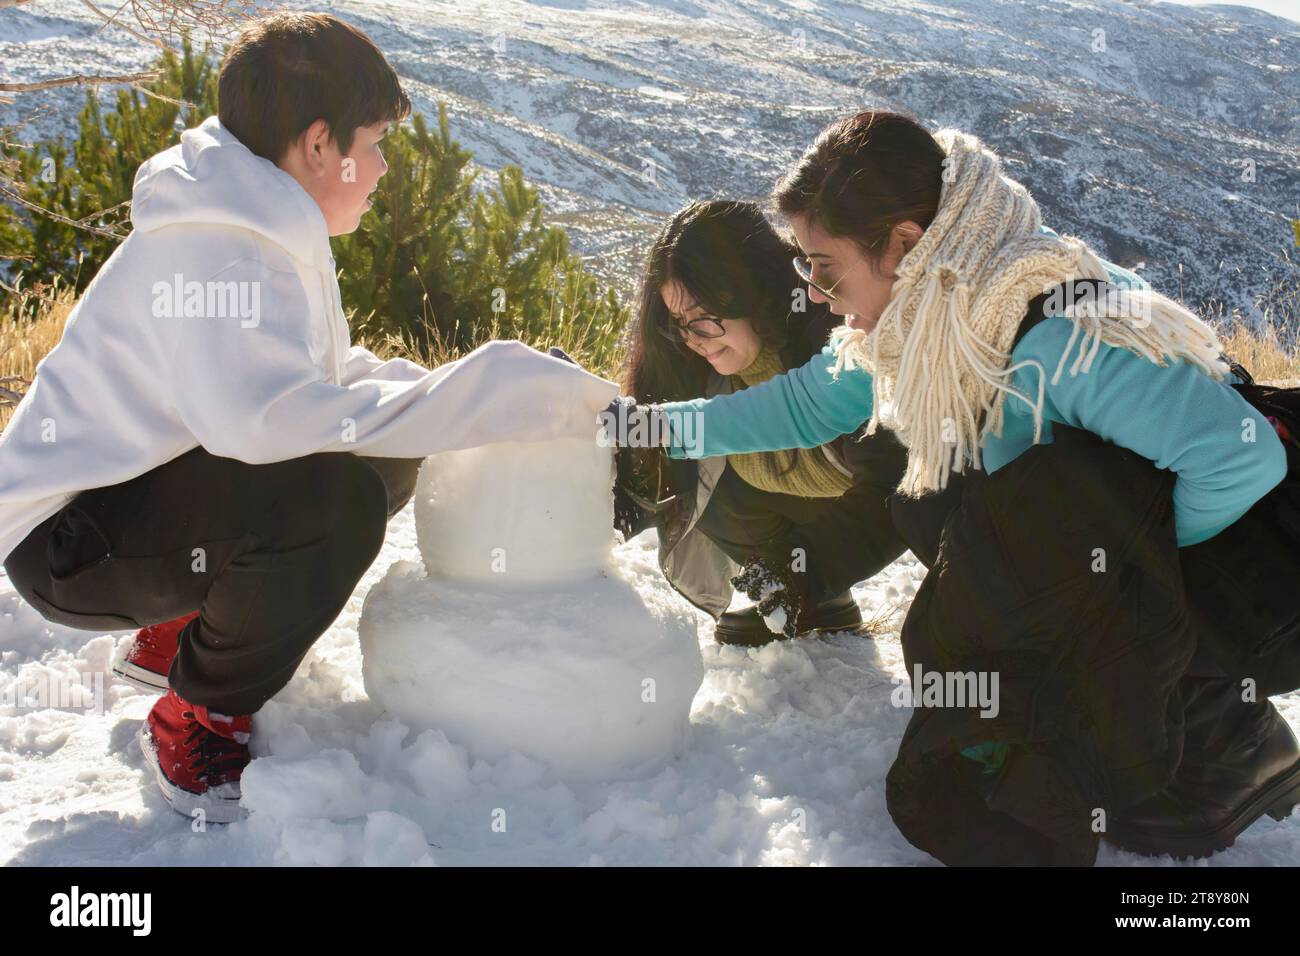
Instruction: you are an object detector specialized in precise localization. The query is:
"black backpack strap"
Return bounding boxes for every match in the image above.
[1012,291,1053,353]
[1225,356,1255,386]
[1010,279,1120,353]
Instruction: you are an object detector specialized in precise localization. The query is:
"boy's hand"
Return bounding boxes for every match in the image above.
[549,347,674,451]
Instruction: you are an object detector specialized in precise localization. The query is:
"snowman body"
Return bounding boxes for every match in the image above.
[359,436,702,781]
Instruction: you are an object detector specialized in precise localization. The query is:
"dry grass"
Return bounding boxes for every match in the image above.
[1212,318,1299,386]
[1199,268,1299,386]
[855,600,906,638]
[0,281,76,431]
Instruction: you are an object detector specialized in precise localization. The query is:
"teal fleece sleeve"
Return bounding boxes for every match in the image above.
[660,345,874,459]
[659,290,1288,548]
[1011,319,1288,547]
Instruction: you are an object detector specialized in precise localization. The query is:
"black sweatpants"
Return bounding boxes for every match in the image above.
[692,462,912,604]
[4,446,423,715]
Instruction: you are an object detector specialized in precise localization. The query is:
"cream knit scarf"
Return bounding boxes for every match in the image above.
[829,128,1230,497]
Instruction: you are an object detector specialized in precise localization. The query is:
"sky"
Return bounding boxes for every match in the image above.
[1155,0,1300,26]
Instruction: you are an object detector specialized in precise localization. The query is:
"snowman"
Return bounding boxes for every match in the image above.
[358,432,703,781]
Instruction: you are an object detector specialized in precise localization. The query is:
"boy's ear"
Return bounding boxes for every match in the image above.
[278,118,336,174]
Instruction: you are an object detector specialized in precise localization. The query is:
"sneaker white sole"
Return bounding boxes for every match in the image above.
[138,721,245,824]
[112,659,170,694]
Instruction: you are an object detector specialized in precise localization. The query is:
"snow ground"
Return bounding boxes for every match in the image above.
[2,501,1298,866]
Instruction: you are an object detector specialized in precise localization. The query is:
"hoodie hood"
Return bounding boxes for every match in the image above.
[130,115,331,271]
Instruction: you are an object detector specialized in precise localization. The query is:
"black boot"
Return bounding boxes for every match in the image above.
[713,590,863,646]
[1106,679,1300,859]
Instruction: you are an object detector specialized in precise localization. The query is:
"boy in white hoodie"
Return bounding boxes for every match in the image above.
[0,12,618,822]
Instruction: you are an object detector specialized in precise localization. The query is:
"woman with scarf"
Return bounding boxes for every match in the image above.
[604,111,1300,864]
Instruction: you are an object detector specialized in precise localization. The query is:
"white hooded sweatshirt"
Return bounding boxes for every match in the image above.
[0,116,619,564]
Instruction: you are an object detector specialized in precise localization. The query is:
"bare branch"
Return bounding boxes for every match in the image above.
[0,387,28,408]
[129,83,192,109]
[0,183,132,240]
[80,0,167,48]
[0,1,254,234]
[0,70,163,95]
[96,0,256,46]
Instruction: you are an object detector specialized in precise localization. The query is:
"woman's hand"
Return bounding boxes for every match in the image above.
[730,554,807,639]
[598,397,672,449]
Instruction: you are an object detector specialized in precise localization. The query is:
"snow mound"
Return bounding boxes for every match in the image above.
[359,437,702,781]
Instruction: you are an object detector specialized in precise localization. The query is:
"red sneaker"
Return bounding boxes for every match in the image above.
[112,611,199,693]
[139,689,251,823]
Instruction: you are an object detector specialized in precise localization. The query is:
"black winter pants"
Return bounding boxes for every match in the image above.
[3,446,423,715]
[887,434,1300,861]
[692,463,910,604]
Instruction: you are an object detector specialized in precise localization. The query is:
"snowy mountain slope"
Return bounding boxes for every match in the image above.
[1,0,1298,867]
[3,503,1298,866]
[1,0,1296,319]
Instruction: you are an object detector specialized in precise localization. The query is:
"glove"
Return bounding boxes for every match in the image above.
[598,396,672,449]
[612,446,647,539]
[730,553,807,639]
[613,483,647,540]
[611,445,687,541]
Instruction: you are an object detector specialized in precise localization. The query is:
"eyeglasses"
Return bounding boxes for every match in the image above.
[792,254,867,303]
[654,311,728,346]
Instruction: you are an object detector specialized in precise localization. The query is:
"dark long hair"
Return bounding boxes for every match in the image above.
[623,200,802,405]
[773,110,945,265]
[620,200,807,499]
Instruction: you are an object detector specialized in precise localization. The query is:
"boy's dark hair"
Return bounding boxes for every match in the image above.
[219,12,412,163]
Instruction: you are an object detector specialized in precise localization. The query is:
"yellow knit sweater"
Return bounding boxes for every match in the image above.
[726,346,855,498]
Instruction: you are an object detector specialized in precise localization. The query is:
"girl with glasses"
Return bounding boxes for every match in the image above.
[616,200,957,646]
